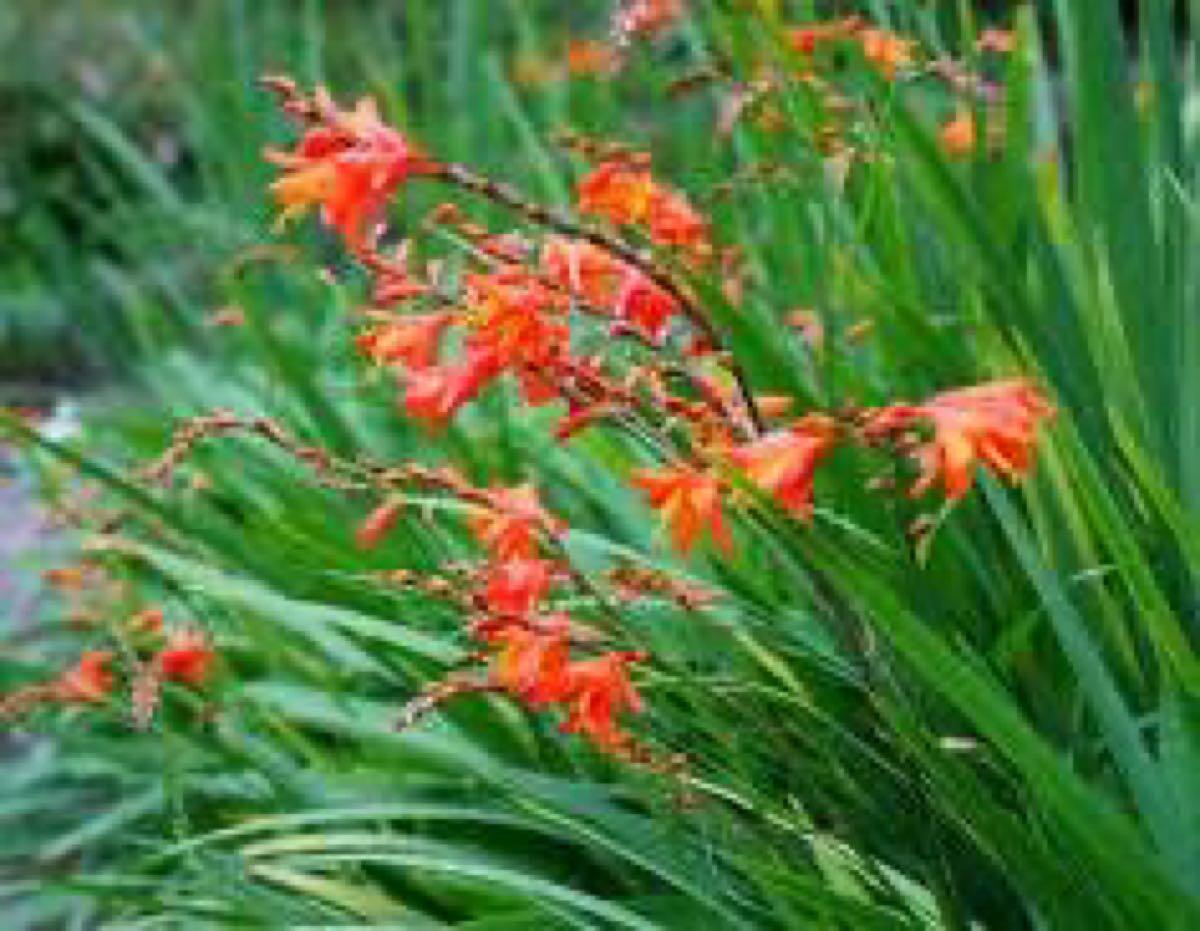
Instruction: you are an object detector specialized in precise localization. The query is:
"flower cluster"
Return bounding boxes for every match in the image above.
[0,608,215,727]
[252,77,1058,770]
[358,473,654,756]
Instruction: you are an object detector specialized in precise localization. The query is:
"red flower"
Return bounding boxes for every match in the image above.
[560,651,646,750]
[646,187,709,256]
[865,379,1055,500]
[613,270,679,343]
[541,236,625,309]
[730,414,837,519]
[578,161,710,256]
[157,629,216,687]
[483,558,555,616]
[468,484,561,560]
[465,268,569,378]
[402,347,501,425]
[578,161,657,227]
[56,651,115,703]
[267,96,434,247]
[632,465,731,554]
[357,313,453,370]
[492,621,572,706]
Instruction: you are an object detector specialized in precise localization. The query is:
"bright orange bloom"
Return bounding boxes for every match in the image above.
[940,112,977,159]
[469,484,560,560]
[578,161,657,227]
[357,313,453,370]
[613,0,684,39]
[402,347,501,425]
[57,651,115,703]
[560,651,646,749]
[646,188,709,254]
[492,620,572,706]
[157,629,216,687]
[730,414,837,519]
[356,498,404,550]
[865,379,1055,500]
[578,161,710,255]
[465,268,568,373]
[632,465,731,554]
[858,28,915,79]
[613,270,679,343]
[483,558,555,616]
[266,96,434,247]
[541,236,625,308]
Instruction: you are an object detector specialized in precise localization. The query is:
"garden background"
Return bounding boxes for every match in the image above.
[2,2,1199,928]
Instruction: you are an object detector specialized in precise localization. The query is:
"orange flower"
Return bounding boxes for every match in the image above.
[560,651,646,750]
[647,188,710,255]
[57,651,115,703]
[859,28,915,79]
[402,347,501,424]
[613,0,684,40]
[157,629,216,687]
[483,558,555,616]
[730,414,837,519]
[578,161,657,227]
[492,620,572,706]
[613,270,679,343]
[465,268,569,373]
[356,313,453,370]
[865,379,1055,500]
[468,484,560,560]
[356,498,404,550]
[266,96,434,247]
[541,236,625,308]
[632,465,731,554]
[940,112,977,159]
[578,161,710,256]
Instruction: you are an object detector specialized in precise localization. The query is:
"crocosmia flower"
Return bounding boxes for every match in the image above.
[57,651,115,703]
[157,629,216,687]
[730,414,837,519]
[402,347,501,425]
[357,313,453,370]
[267,95,434,247]
[578,161,710,256]
[632,465,731,554]
[483,558,555,616]
[493,622,572,706]
[865,379,1054,500]
[560,651,646,750]
[613,269,679,343]
[469,485,561,560]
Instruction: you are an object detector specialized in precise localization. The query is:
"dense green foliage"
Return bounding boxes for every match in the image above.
[3,2,1199,928]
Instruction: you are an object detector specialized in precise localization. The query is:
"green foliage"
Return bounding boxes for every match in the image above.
[4,1,1200,928]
